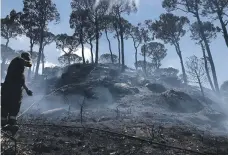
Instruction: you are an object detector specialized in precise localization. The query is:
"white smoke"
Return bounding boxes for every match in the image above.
[94,0,140,11]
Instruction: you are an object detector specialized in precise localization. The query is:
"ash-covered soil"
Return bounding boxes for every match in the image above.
[1,118,228,155]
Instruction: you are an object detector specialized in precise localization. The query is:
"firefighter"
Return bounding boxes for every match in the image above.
[1,52,33,130]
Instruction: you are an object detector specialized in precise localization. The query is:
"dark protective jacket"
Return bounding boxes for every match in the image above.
[3,57,31,86]
[2,57,31,98]
[4,57,25,86]
[1,57,31,120]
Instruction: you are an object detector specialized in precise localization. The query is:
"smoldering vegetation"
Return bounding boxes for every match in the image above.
[2,63,228,154]
[1,0,228,154]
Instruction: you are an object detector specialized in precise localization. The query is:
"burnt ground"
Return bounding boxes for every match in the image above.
[1,118,228,155]
[1,87,228,155]
[1,65,228,155]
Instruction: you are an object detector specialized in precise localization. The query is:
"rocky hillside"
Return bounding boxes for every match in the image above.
[2,63,228,154]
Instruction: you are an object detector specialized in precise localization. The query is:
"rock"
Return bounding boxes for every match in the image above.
[138,78,150,86]
[118,74,133,84]
[109,69,120,77]
[129,77,138,86]
[83,87,97,99]
[159,76,182,87]
[130,76,150,86]
[109,83,139,96]
[146,83,167,93]
[101,76,116,87]
[161,89,204,113]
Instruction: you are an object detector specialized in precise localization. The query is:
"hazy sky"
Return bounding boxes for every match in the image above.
[1,0,228,85]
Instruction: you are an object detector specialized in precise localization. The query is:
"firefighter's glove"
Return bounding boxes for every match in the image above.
[26,89,33,96]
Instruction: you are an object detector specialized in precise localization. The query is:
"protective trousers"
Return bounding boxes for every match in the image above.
[1,84,22,127]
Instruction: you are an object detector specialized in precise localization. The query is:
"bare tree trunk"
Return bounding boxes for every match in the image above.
[117,37,121,65]
[117,16,125,72]
[134,44,138,70]
[80,28,85,64]
[120,31,125,72]
[213,0,228,48]
[115,30,121,65]
[5,38,9,48]
[174,42,187,84]
[41,46,45,75]
[144,52,147,74]
[81,42,85,64]
[200,41,215,91]
[178,53,187,84]
[35,27,45,79]
[120,35,125,71]
[143,44,147,75]
[68,54,71,65]
[155,61,159,69]
[196,15,220,93]
[105,28,114,63]
[95,20,99,64]
[154,52,160,69]
[203,40,219,93]
[32,64,36,73]
[28,39,34,80]
[95,34,99,64]
[197,74,205,99]
[89,39,94,64]
[217,12,228,48]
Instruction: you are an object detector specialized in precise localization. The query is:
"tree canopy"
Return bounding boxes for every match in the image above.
[58,53,82,66]
[1,10,23,47]
[100,53,118,64]
[23,0,60,77]
[151,13,189,84]
[146,42,167,69]
[190,21,218,44]
[151,13,189,45]
[1,0,227,96]
[1,44,17,64]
